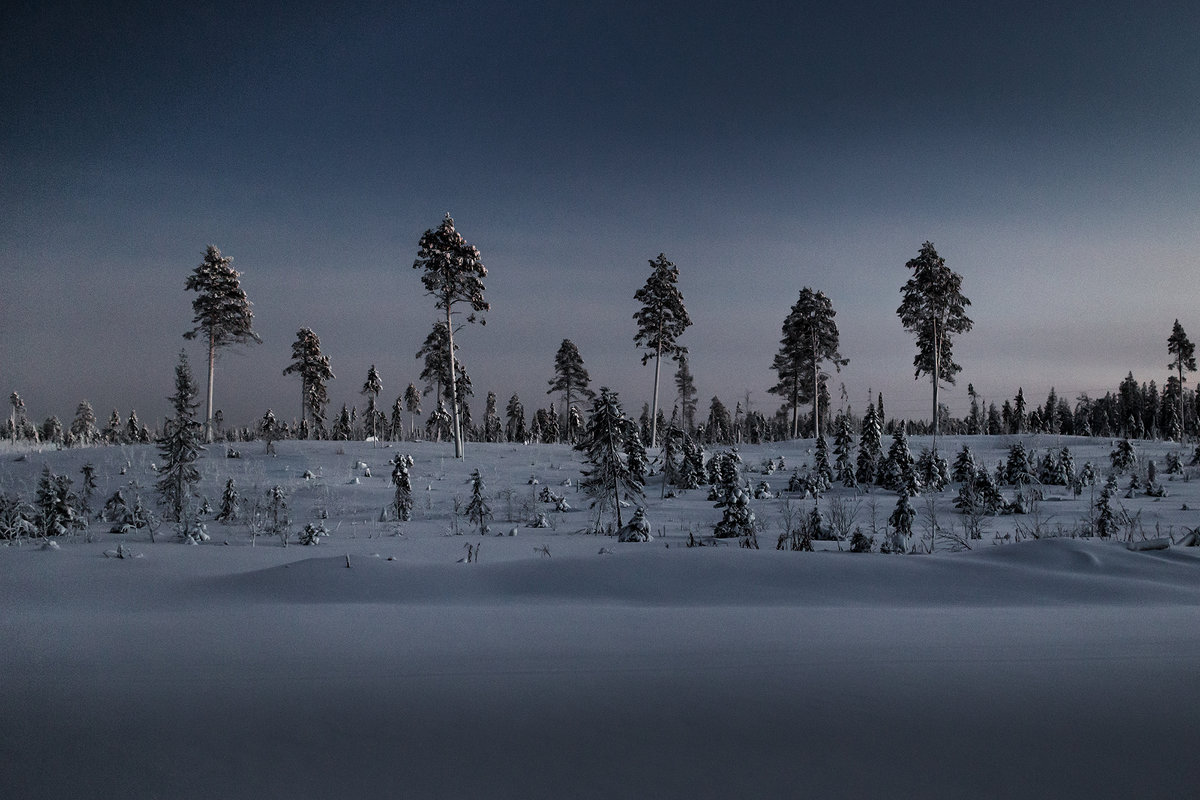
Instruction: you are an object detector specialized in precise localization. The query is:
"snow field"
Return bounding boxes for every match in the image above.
[3,435,1200,798]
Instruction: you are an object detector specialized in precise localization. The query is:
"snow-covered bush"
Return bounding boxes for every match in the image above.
[617,506,652,542]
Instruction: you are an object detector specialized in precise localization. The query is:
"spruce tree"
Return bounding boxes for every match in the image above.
[706,396,732,445]
[769,287,847,439]
[36,467,83,537]
[70,400,98,446]
[184,245,260,442]
[547,339,595,441]
[633,254,691,448]
[465,469,492,535]
[361,365,383,442]
[576,387,644,528]
[390,397,405,441]
[505,393,527,443]
[1168,319,1196,439]
[483,391,502,442]
[897,241,972,443]
[856,403,882,486]
[283,328,334,434]
[404,383,422,439]
[413,213,489,459]
[103,409,124,444]
[156,351,205,523]
[417,321,473,432]
[881,429,921,496]
[812,434,833,492]
[391,454,414,522]
[216,478,239,523]
[8,392,24,445]
[833,412,856,487]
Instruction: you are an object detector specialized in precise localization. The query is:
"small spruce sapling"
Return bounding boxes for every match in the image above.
[465,469,493,535]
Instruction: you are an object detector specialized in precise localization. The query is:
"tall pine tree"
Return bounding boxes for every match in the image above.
[1168,319,1196,440]
[413,213,488,459]
[897,241,972,444]
[547,339,595,442]
[633,254,691,448]
[283,328,334,434]
[769,287,847,439]
[184,245,260,443]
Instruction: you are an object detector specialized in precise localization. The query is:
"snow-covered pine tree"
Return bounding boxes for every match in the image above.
[897,242,972,443]
[1004,442,1033,485]
[1168,319,1196,439]
[126,410,142,444]
[483,392,502,443]
[157,351,205,523]
[42,416,64,446]
[547,339,595,442]
[403,383,422,440]
[812,434,833,492]
[887,491,915,553]
[706,396,732,445]
[390,397,405,442]
[184,245,261,442]
[915,448,949,492]
[102,409,123,444]
[576,387,644,529]
[391,454,414,522]
[624,428,648,488]
[833,412,856,487]
[331,404,353,441]
[413,213,488,460]
[881,429,920,496]
[361,365,383,442]
[35,467,83,537]
[216,478,239,523]
[79,462,98,524]
[856,403,882,486]
[465,468,493,534]
[950,443,975,484]
[634,254,691,448]
[769,287,847,439]
[283,328,334,435]
[505,393,526,443]
[70,400,98,446]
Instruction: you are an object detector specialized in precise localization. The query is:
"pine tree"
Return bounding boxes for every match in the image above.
[413,213,489,459]
[390,397,405,442]
[952,443,976,483]
[674,355,699,434]
[391,454,414,522]
[283,328,334,434]
[102,409,123,444]
[482,388,501,441]
[633,254,692,448]
[812,434,833,492]
[78,462,98,524]
[465,469,492,535]
[156,351,205,523]
[897,241,972,442]
[361,365,383,442]
[769,287,847,439]
[881,429,921,496]
[216,478,239,523]
[70,400,98,446]
[833,413,856,487]
[404,383,422,439]
[505,393,527,443]
[36,467,83,537]
[184,245,260,442]
[1168,319,1196,440]
[547,339,595,442]
[576,387,644,528]
[126,410,142,443]
[331,404,353,441]
[856,403,882,486]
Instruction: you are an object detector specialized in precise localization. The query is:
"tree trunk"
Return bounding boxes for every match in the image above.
[931,315,940,453]
[650,340,662,449]
[205,330,216,443]
[812,333,820,440]
[445,306,464,459]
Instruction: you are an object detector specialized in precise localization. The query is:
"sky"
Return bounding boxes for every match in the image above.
[4,0,1200,430]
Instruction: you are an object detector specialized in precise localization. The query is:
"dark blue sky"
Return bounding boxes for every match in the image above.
[4,1,1200,429]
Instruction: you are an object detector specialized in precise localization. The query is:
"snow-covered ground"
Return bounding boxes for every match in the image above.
[3,436,1199,798]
